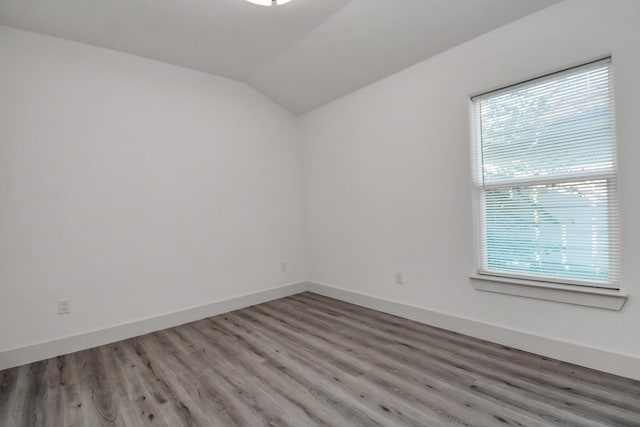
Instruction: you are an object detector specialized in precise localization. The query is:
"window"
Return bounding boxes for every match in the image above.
[472,58,620,289]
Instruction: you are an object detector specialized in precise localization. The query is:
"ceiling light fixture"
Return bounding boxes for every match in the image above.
[246,0,292,6]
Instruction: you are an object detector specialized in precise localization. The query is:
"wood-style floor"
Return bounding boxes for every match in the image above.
[1,292,639,427]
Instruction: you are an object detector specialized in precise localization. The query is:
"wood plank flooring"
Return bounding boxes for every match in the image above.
[1,292,639,426]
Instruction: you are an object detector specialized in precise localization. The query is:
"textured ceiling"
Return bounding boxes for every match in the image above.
[0,0,560,114]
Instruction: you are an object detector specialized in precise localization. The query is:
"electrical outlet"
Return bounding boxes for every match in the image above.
[281,261,288,272]
[57,298,71,315]
[395,271,404,285]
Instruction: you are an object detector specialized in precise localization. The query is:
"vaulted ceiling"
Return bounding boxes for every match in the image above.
[0,0,560,114]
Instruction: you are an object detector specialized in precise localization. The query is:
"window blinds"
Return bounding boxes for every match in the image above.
[472,58,620,288]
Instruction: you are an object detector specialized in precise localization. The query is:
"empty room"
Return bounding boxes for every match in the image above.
[1,0,639,425]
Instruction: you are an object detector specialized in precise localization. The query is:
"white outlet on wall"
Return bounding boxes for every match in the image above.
[395,271,404,285]
[281,261,288,272]
[57,298,71,315]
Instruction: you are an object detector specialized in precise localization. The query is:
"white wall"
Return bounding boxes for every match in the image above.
[0,25,306,353]
[301,0,640,361]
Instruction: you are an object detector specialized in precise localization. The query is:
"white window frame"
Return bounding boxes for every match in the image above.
[469,58,627,310]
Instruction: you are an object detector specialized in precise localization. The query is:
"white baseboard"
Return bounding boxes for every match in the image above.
[307,281,640,381]
[4,280,638,382]
[0,281,308,371]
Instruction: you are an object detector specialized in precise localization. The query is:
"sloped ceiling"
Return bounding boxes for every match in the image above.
[0,0,560,114]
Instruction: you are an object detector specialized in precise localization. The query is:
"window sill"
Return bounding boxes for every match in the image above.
[470,274,628,310]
